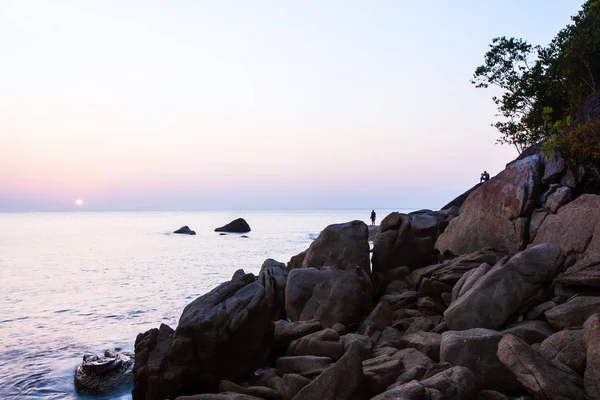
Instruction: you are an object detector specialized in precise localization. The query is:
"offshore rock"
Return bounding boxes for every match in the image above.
[74,349,134,395]
[174,226,196,235]
[215,218,251,233]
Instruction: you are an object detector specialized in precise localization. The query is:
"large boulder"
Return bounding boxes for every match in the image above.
[372,211,450,273]
[372,366,476,400]
[556,255,600,290]
[436,154,544,255]
[285,267,372,328]
[74,349,134,395]
[294,220,370,274]
[532,194,600,260]
[540,329,587,375]
[291,342,365,400]
[545,296,600,330]
[444,244,563,331]
[440,329,521,393]
[258,259,288,320]
[215,218,251,233]
[132,274,273,400]
[497,334,586,400]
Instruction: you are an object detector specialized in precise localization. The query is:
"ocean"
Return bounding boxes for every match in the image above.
[0,209,411,399]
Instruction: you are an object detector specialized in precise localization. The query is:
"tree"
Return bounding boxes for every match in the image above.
[471,37,552,153]
[473,1,600,154]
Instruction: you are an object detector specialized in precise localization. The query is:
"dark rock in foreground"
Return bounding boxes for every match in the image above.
[74,349,133,395]
[174,226,196,235]
[132,273,273,399]
[215,218,251,233]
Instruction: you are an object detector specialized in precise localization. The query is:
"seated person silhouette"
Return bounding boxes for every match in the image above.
[480,170,490,183]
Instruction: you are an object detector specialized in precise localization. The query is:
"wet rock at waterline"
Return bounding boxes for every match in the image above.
[74,349,134,395]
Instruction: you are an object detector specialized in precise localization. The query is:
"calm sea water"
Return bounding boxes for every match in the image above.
[0,209,410,399]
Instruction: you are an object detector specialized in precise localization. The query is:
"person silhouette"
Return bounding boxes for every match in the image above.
[480,170,490,183]
[370,210,376,225]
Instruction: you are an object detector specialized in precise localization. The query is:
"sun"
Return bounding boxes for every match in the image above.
[75,198,84,206]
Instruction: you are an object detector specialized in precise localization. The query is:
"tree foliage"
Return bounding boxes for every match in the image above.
[474,0,600,153]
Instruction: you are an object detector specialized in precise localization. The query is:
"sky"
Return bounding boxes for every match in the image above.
[0,0,585,211]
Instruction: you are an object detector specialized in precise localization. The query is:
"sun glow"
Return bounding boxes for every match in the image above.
[75,198,84,206]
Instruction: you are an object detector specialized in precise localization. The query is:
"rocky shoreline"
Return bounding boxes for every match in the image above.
[75,93,600,399]
[122,141,600,400]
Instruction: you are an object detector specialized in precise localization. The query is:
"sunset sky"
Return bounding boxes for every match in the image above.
[0,1,583,211]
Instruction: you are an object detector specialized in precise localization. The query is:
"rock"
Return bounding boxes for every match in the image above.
[273,374,310,400]
[286,328,343,361]
[444,244,563,331]
[407,248,503,289]
[533,194,600,260]
[285,267,371,328]
[292,342,365,400]
[524,299,558,321]
[362,354,405,398]
[232,269,246,280]
[436,154,543,255]
[273,320,322,345]
[258,259,288,320]
[454,262,493,302]
[421,366,477,398]
[397,332,442,362]
[371,380,444,400]
[440,182,484,210]
[556,255,600,289]
[402,317,435,333]
[440,328,521,393]
[497,334,586,400]
[276,356,333,379]
[392,348,434,370]
[368,225,379,241]
[542,154,567,184]
[132,274,273,399]
[500,321,555,345]
[173,226,196,235]
[539,329,586,375]
[215,218,251,233]
[391,366,427,387]
[340,333,373,360]
[545,186,572,213]
[423,362,452,379]
[219,233,227,236]
[585,314,600,399]
[132,323,174,400]
[286,251,306,272]
[295,220,370,274]
[74,349,134,395]
[372,211,444,273]
[375,366,476,400]
[545,296,600,330]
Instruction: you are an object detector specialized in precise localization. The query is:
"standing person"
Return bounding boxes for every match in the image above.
[480,170,490,183]
[370,210,376,225]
